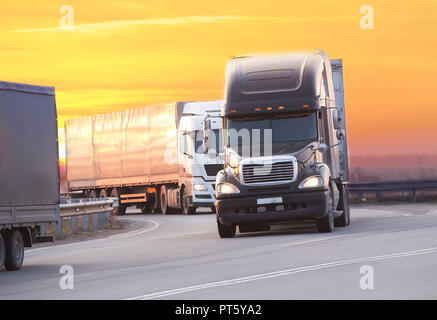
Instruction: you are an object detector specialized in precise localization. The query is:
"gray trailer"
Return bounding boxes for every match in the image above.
[0,81,60,270]
[214,50,350,237]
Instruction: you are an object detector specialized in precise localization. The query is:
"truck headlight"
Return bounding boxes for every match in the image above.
[193,183,207,191]
[216,183,240,194]
[298,176,324,189]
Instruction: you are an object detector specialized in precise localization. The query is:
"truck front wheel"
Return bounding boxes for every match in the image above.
[0,233,5,270]
[217,218,236,238]
[4,230,24,271]
[316,187,335,233]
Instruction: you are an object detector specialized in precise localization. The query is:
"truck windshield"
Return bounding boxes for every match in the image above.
[195,129,223,154]
[226,112,317,157]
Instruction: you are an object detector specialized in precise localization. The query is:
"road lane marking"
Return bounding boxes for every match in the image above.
[26,220,159,254]
[126,246,437,300]
[279,231,377,247]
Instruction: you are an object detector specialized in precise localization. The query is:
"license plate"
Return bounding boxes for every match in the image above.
[257,197,283,205]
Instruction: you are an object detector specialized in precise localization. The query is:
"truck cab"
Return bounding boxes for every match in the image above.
[177,101,224,213]
[214,51,350,237]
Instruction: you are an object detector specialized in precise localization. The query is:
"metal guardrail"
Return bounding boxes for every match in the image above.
[41,197,119,239]
[348,179,437,202]
[60,198,118,217]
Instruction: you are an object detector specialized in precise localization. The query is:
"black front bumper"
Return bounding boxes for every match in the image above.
[216,190,329,225]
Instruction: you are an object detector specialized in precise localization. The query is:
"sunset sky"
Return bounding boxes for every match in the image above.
[1,0,436,157]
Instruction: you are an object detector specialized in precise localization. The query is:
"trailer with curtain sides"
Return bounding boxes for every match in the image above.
[0,81,60,271]
[65,101,223,215]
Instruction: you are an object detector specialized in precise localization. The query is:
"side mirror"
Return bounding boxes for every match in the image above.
[180,132,187,155]
[317,143,329,154]
[202,119,211,152]
[207,148,217,159]
[333,108,343,130]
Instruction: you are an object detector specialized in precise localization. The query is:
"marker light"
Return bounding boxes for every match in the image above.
[298,176,324,189]
[216,183,240,195]
[303,104,310,108]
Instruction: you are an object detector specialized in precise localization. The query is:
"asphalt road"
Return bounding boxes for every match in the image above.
[1,202,437,299]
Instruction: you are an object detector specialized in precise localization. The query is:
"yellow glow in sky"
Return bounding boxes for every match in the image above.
[1,0,436,156]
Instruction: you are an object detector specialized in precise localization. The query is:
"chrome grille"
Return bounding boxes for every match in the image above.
[241,159,296,185]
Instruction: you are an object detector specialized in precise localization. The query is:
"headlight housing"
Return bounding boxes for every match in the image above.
[193,183,207,191]
[216,183,240,194]
[298,176,325,189]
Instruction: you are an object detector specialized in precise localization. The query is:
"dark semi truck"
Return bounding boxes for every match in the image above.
[0,81,60,270]
[213,50,350,238]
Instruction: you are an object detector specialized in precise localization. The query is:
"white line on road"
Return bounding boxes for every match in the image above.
[279,231,377,247]
[26,220,160,254]
[126,246,437,300]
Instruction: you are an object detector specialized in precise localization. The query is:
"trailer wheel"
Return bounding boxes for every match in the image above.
[0,233,5,271]
[99,189,108,198]
[334,184,350,227]
[182,186,196,215]
[160,186,170,215]
[88,190,97,199]
[217,217,236,238]
[317,186,335,233]
[4,230,24,271]
[111,188,126,215]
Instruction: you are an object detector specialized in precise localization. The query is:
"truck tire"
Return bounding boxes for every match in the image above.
[217,218,236,238]
[182,186,196,215]
[160,185,170,215]
[99,189,108,198]
[0,233,5,271]
[111,188,126,215]
[4,230,24,271]
[334,184,350,227]
[317,186,335,233]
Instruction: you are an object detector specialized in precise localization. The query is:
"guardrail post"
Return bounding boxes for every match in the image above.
[97,212,107,228]
[56,222,63,238]
[82,215,90,232]
[376,192,383,202]
[92,214,99,231]
[40,224,46,237]
[71,216,78,234]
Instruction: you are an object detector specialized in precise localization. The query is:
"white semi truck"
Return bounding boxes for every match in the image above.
[65,101,223,215]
